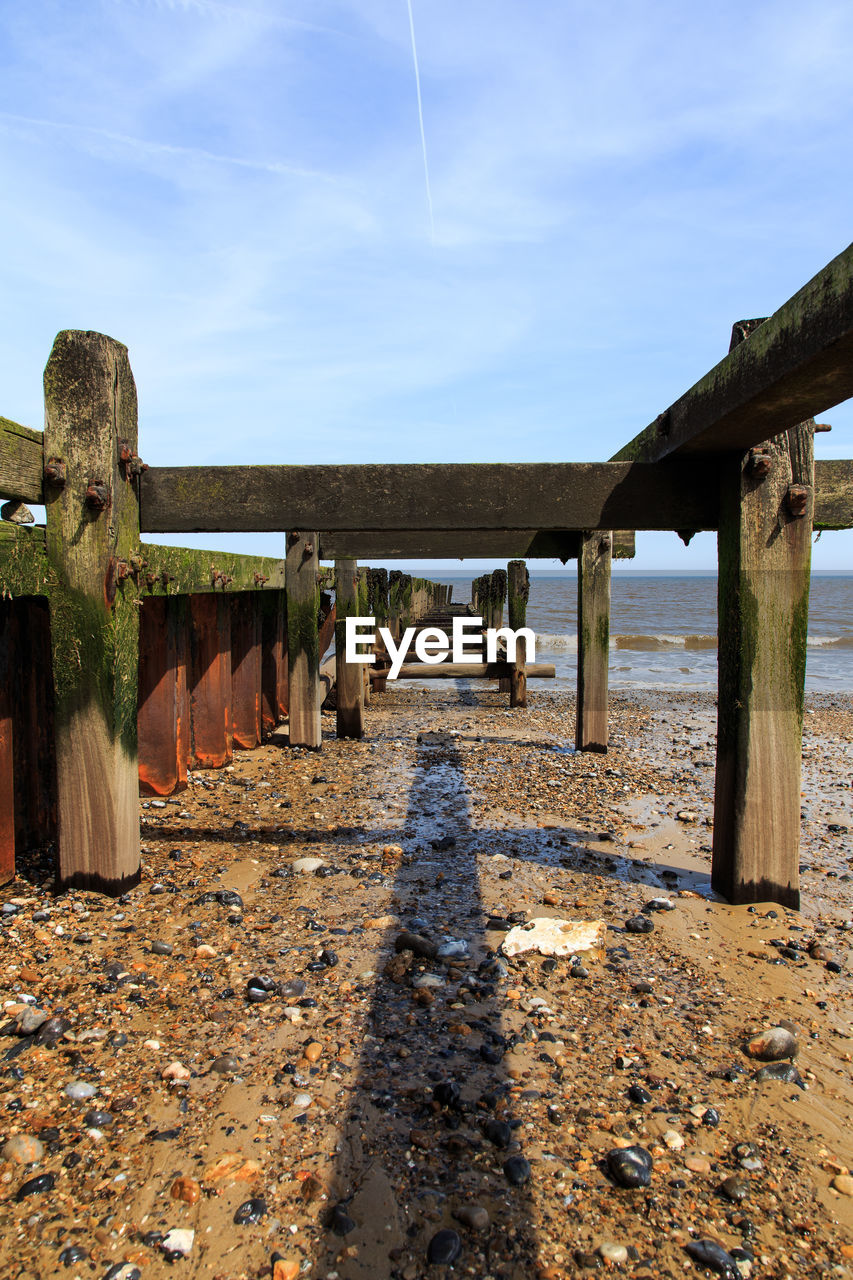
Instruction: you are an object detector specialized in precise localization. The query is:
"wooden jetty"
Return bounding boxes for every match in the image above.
[2,240,853,907]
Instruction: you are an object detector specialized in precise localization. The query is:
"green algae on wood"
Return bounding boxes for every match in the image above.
[575,531,612,753]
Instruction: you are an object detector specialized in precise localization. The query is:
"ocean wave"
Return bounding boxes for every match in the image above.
[535,632,853,652]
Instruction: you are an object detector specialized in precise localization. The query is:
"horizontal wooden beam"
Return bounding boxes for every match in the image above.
[141,460,719,534]
[373,662,556,680]
[613,243,853,462]
[814,458,853,531]
[320,529,637,560]
[0,417,43,504]
[138,543,285,593]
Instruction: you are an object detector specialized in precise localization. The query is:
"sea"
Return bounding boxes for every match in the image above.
[429,571,853,693]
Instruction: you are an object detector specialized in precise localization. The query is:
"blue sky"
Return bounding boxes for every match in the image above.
[1,0,851,570]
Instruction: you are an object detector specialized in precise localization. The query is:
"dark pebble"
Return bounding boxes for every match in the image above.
[503,1155,531,1186]
[606,1145,653,1188]
[753,1062,804,1088]
[628,1084,652,1105]
[83,1109,113,1128]
[319,949,338,967]
[427,1228,462,1264]
[16,1171,55,1200]
[329,1203,356,1236]
[59,1245,88,1266]
[685,1239,739,1277]
[150,940,173,956]
[482,1118,512,1149]
[625,916,654,934]
[234,1197,267,1224]
[210,1053,241,1075]
[246,975,277,1002]
[395,931,438,959]
[719,1176,749,1203]
[702,1107,721,1128]
[479,1042,504,1064]
[32,1016,71,1048]
[434,1080,461,1108]
[105,1266,141,1280]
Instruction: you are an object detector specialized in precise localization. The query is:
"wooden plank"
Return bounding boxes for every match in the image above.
[614,245,853,462]
[318,599,337,662]
[138,595,189,795]
[334,559,364,740]
[383,662,555,680]
[138,542,285,594]
[507,559,529,708]
[0,602,15,883]
[813,458,853,530]
[44,331,141,894]
[260,590,286,731]
[711,327,815,909]
[189,593,233,768]
[286,530,321,749]
[230,594,262,749]
[575,532,612,753]
[141,459,718,533]
[11,599,57,855]
[0,416,43,504]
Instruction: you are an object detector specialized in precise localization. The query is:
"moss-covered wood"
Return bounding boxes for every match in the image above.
[0,602,14,883]
[507,559,530,708]
[334,559,364,739]
[43,331,141,894]
[0,416,44,504]
[285,531,321,748]
[137,543,285,594]
[576,531,612,753]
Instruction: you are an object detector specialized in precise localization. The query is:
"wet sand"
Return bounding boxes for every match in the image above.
[0,687,851,1280]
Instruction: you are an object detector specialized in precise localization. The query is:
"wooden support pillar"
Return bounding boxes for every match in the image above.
[318,597,337,663]
[11,599,57,854]
[260,590,286,732]
[507,559,529,708]
[335,559,364,739]
[575,531,612,752]
[138,595,189,795]
[285,531,321,748]
[0,602,14,884]
[44,330,141,894]
[189,593,233,768]
[230,593,262,749]
[357,570,371,707]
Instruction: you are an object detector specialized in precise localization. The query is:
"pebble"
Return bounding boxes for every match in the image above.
[171,1176,202,1204]
[685,1238,739,1277]
[161,1228,195,1258]
[745,1025,798,1061]
[293,857,326,874]
[503,1155,531,1186]
[234,1197,268,1225]
[329,1203,356,1236]
[719,1175,749,1202]
[162,1061,191,1081]
[395,930,438,959]
[210,1053,241,1075]
[427,1228,462,1264]
[64,1081,97,1101]
[151,940,173,955]
[454,1204,490,1232]
[1,1134,44,1164]
[272,1259,301,1280]
[59,1245,88,1266]
[83,1108,113,1128]
[279,980,307,1000]
[16,1171,55,1200]
[663,1130,685,1151]
[625,915,654,934]
[832,1174,853,1196]
[292,1092,312,1109]
[599,1242,629,1264]
[16,1008,49,1035]
[303,1042,323,1062]
[606,1145,653,1188]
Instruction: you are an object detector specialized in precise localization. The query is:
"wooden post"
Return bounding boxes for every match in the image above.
[286,531,321,748]
[230,593,262,749]
[44,331,141,893]
[575,531,612,752]
[0,602,14,883]
[507,559,529,708]
[189,593,233,768]
[335,559,364,739]
[712,323,814,908]
[138,595,189,795]
[358,570,371,707]
[11,599,57,854]
[260,589,286,732]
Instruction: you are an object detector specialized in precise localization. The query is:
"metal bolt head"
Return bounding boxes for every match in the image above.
[747,449,772,480]
[786,484,810,518]
[44,458,66,487]
[85,482,111,512]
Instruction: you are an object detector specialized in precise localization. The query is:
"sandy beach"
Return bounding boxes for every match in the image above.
[0,685,851,1280]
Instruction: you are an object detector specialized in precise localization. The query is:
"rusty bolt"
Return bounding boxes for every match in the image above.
[118,438,134,464]
[747,449,772,479]
[85,482,111,512]
[303,541,315,557]
[814,422,832,433]
[44,458,66,487]
[129,554,147,573]
[253,571,269,587]
[786,484,810,518]
[116,560,131,582]
[145,572,158,589]
[129,457,148,477]
[160,571,175,588]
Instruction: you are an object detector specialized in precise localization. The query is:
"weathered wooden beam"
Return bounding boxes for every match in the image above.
[230,594,262,749]
[0,602,15,884]
[379,662,555,680]
[813,458,853,530]
[0,416,43,504]
[141,460,718,533]
[575,531,612,753]
[260,590,286,731]
[334,559,364,740]
[507,559,529,708]
[615,245,853,463]
[285,531,321,749]
[189,593,233,769]
[321,529,636,563]
[138,543,285,594]
[138,595,189,795]
[10,599,56,855]
[712,324,815,909]
[44,331,141,895]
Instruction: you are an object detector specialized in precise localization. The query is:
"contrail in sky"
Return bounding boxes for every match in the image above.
[406,0,435,242]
